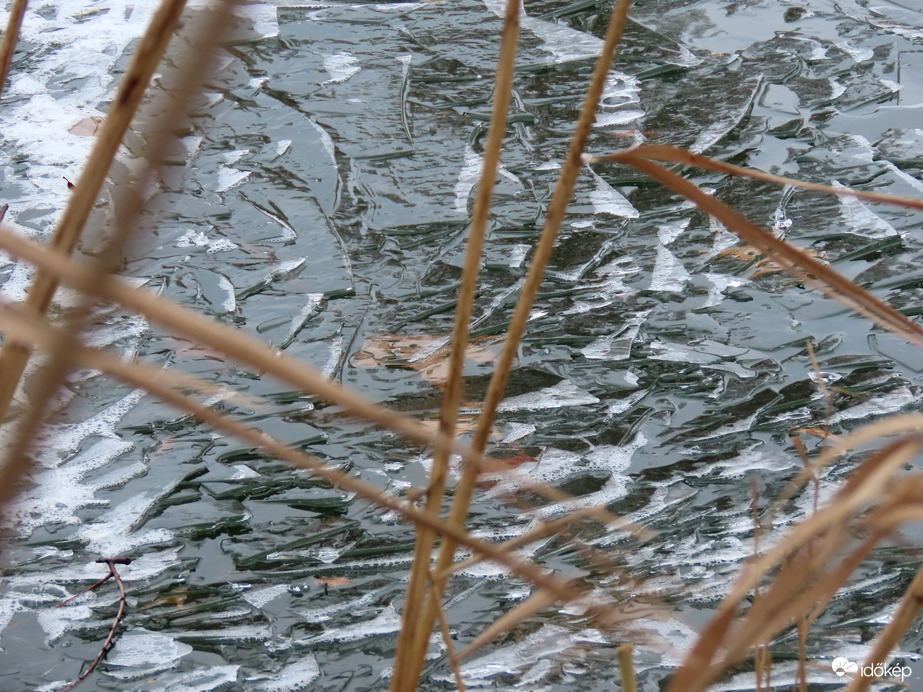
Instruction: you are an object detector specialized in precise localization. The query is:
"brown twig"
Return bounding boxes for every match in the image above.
[60,558,132,692]
[0,0,27,100]
[589,143,923,213]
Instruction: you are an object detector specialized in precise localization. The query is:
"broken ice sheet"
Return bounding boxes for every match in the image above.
[105,628,193,677]
[295,604,401,644]
[834,180,898,238]
[496,380,599,412]
[580,310,650,362]
[588,167,639,219]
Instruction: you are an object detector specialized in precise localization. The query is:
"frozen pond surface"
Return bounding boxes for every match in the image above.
[2,0,923,689]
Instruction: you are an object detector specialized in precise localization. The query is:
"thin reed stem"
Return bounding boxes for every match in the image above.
[408,2,635,688]
[0,0,27,100]
[392,0,520,685]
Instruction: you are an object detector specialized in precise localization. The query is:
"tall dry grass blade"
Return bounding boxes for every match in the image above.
[403,3,636,687]
[670,434,918,692]
[844,560,923,692]
[457,588,558,661]
[0,0,188,426]
[0,0,27,100]
[618,644,638,692]
[772,414,923,528]
[0,300,592,604]
[590,143,923,213]
[0,223,498,478]
[607,152,923,348]
[392,0,520,685]
[666,606,738,692]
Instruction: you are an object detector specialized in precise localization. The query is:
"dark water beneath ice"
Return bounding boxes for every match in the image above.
[2,0,923,689]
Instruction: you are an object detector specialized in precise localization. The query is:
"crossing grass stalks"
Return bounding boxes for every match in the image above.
[1,1,922,690]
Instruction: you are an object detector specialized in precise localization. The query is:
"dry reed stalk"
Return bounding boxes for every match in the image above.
[0,300,589,603]
[617,643,637,692]
[668,438,923,691]
[774,414,923,523]
[0,0,27,100]
[402,1,636,687]
[606,152,923,348]
[844,561,923,692]
[590,143,923,213]
[391,0,520,685]
[0,0,188,427]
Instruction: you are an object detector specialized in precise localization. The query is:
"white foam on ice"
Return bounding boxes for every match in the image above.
[828,386,918,424]
[108,628,193,667]
[218,275,237,312]
[149,664,240,692]
[8,438,134,535]
[38,604,94,643]
[175,229,239,253]
[299,604,401,643]
[37,388,144,467]
[74,490,175,556]
[234,3,279,38]
[243,584,289,609]
[216,166,251,192]
[0,0,163,221]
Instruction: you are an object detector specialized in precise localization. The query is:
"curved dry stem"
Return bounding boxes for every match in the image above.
[609,152,923,348]
[590,143,923,213]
